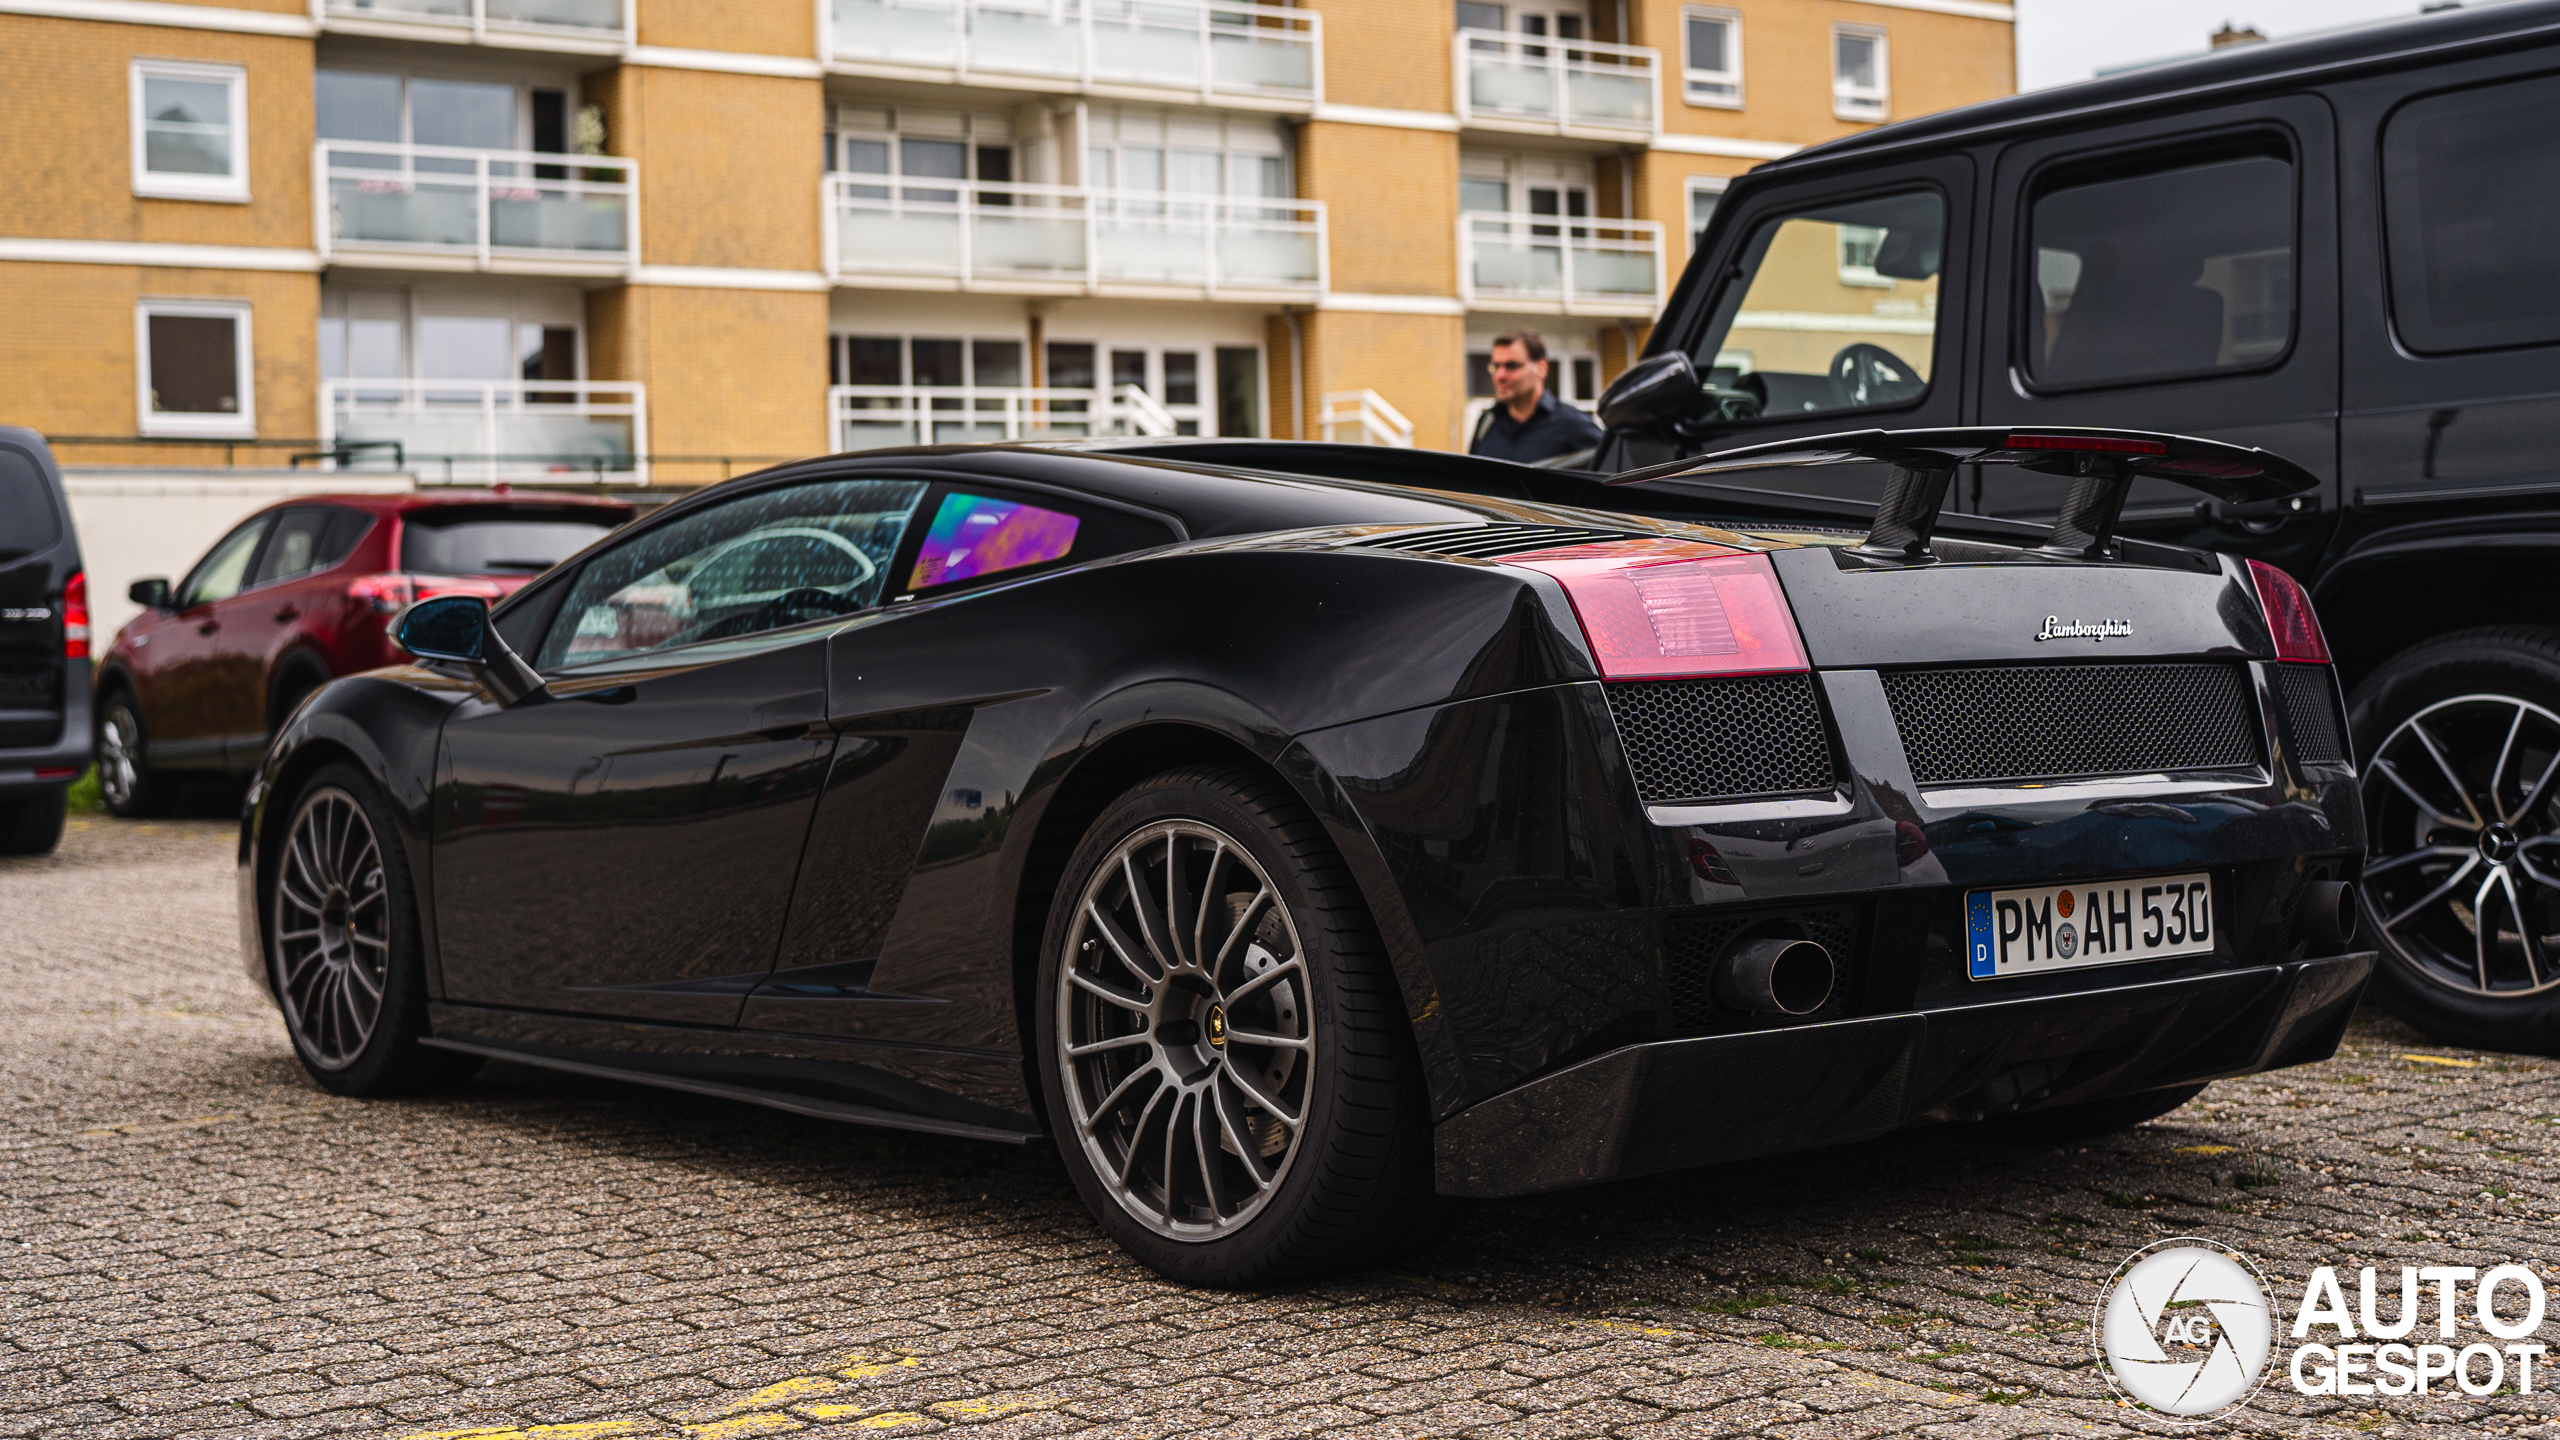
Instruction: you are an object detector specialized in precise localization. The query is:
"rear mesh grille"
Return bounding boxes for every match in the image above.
[1881,663,2259,786]
[1605,674,1835,804]
[2273,663,2348,766]
[1664,903,1861,1028]
[1356,523,1650,558]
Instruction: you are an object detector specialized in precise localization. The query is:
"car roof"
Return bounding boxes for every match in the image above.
[260,489,637,517]
[1765,0,2560,174]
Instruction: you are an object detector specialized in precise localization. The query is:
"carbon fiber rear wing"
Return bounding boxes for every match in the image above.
[1610,427,2318,562]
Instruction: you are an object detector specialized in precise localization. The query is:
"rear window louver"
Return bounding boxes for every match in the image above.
[1352,523,1653,558]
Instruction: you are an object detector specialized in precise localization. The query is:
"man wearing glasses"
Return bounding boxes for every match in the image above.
[1468,328,1603,463]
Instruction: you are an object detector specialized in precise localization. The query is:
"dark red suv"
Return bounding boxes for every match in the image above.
[94,490,633,817]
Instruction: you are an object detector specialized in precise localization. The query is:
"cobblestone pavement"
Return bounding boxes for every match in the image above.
[4,816,2556,1440]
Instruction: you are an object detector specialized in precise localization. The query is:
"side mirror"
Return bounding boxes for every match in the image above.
[128,577,171,610]
[1597,351,1713,433]
[395,595,545,706]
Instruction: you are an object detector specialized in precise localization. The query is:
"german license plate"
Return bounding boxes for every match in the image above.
[1964,872,2214,980]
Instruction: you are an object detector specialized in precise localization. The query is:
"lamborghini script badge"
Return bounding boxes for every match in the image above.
[2035,616,2132,642]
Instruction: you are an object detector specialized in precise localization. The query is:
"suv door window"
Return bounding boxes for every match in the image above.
[251,506,357,586]
[2382,73,2560,354]
[537,479,928,669]
[896,487,1178,600]
[2026,147,2295,389]
[177,517,271,609]
[1689,190,1944,419]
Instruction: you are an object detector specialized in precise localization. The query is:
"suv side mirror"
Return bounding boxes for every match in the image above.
[395,595,545,706]
[128,577,171,610]
[1598,352,1713,432]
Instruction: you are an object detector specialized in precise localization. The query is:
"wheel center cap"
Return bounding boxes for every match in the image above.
[2482,823,2521,863]
[1205,1004,1226,1049]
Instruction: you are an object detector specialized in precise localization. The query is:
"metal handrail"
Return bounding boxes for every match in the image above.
[824,176,1326,296]
[823,0,1322,104]
[318,0,634,44]
[321,379,649,485]
[1457,210,1666,313]
[828,383,1198,447]
[1318,390,1414,447]
[314,140,638,268]
[1453,25,1660,135]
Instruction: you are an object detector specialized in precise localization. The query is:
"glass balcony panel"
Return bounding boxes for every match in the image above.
[1089,21,1206,87]
[490,188,628,252]
[970,210,1089,276]
[330,176,480,247]
[485,0,622,29]
[838,209,965,271]
[327,0,470,20]
[1573,244,1656,297]
[1568,67,1651,124]
[1211,31,1313,91]
[841,421,922,449]
[1469,56,1558,119]
[833,0,963,64]
[972,3,1083,75]
[1217,229,1320,288]
[1096,223,1210,284]
[1470,237,1563,295]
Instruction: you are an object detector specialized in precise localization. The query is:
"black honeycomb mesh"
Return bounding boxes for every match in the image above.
[2273,663,2348,767]
[1663,904,1861,1028]
[1605,674,1835,804]
[1356,524,1650,558]
[1881,662,2259,786]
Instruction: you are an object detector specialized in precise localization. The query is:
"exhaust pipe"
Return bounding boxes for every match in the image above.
[2296,880,2358,944]
[1714,936,1835,1016]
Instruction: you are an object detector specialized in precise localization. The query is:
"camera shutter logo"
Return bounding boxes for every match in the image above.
[2094,1239,2275,1421]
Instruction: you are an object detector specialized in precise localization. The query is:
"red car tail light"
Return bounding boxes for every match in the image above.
[1502,539,1810,680]
[349,573,418,615]
[61,570,88,659]
[2247,558,2330,664]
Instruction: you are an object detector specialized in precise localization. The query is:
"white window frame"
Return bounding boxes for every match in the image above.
[1680,7,1742,109]
[1837,224,1894,287]
[136,299,256,437]
[1685,175,1729,254]
[130,59,249,202]
[1832,24,1889,123]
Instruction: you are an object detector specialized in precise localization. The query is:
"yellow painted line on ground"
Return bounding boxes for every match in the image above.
[2174,1144,2238,1155]
[2400,1053,2480,1068]
[399,1351,1066,1440]
[401,1424,644,1440]
[1573,1318,1690,1338]
[1841,1373,1979,1408]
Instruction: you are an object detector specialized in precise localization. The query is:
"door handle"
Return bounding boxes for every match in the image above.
[273,604,300,622]
[196,620,219,635]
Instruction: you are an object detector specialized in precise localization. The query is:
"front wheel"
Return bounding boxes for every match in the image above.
[2349,626,2560,1054]
[1035,764,1433,1286]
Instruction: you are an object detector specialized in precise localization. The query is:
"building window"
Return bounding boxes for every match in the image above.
[1681,7,1741,107]
[131,60,248,201]
[1833,25,1888,122]
[137,300,254,436]
[1687,177,1728,250]
[1838,223,1895,286]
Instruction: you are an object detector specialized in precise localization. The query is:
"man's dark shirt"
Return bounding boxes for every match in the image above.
[1469,389,1605,463]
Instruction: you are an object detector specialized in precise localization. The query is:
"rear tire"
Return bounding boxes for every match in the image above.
[2347,627,2560,1055]
[1983,1083,2208,1144]
[96,692,175,819]
[0,789,66,855]
[1035,763,1435,1287]
[266,762,479,1096]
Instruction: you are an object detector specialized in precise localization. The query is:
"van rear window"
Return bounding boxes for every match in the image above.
[0,451,62,560]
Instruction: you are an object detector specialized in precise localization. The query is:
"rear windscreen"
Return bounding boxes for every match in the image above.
[402,511,621,576]
[0,450,63,560]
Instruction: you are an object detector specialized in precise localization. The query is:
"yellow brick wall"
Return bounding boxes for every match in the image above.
[593,285,829,482]
[636,0,816,58]
[0,15,312,249]
[1299,122,1458,297]
[0,261,318,452]
[1288,309,1467,452]
[1638,0,2012,149]
[590,64,824,272]
[1314,0,1455,114]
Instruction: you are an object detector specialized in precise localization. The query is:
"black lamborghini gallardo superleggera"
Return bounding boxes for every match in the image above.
[241,428,2371,1284]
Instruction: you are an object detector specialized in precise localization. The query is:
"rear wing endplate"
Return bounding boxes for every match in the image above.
[1609,427,2318,562]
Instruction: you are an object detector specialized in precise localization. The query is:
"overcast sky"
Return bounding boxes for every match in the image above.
[2014,0,2497,90]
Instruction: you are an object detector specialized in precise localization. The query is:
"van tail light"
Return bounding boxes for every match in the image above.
[1502,539,1810,679]
[2247,559,2330,664]
[349,573,418,615]
[62,571,89,659]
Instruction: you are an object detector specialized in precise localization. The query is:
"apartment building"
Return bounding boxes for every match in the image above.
[0,0,2016,487]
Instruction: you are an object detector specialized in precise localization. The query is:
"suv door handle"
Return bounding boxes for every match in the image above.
[273,604,300,622]
[196,619,219,635]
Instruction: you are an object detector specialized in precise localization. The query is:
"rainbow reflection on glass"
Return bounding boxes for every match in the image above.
[908,492,1080,590]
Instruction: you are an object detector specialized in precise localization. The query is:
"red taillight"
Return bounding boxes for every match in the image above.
[1504,539,1810,679]
[349,573,417,615]
[2003,433,2168,455]
[61,570,88,659]
[2247,558,2330,664]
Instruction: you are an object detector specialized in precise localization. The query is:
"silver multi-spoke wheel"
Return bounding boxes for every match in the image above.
[273,786,393,1068]
[1057,819,1314,1240]
[2363,693,2560,997]
[97,705,143,810]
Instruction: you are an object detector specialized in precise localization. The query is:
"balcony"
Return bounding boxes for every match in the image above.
[319,0,629,50]
[1459,213,1663,316]
[826,178,1325,300]
[825,0,1319,108]
[316,142,635,275]
[1453,28,1658,139]
[322,380,647,483]
[832,383,1196,449]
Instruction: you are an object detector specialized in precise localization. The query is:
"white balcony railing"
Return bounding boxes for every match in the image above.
[832,382,1196,450]
[322,379,647,483]
[316,142,636,270]
[1459,212,1664,315]
[826,0,1319,104]
[1454,27,1658,136]
[320,0,630,45]
[826,177,1325,298]
[1319,390,1414,447]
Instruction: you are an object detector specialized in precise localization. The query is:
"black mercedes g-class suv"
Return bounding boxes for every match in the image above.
[1594,1,2560,1052]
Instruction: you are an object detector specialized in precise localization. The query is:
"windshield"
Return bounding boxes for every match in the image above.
[402,513,621,576]
[1690,189,1944,421]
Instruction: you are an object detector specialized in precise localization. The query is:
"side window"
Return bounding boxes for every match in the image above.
[899,488,1178,599]
[2025,145,2295,389]
[2383,73,2560,354]
[1688,189,1943,419]
[536,479,928,669]
[178,516,271,609]
[253,507,335,586]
